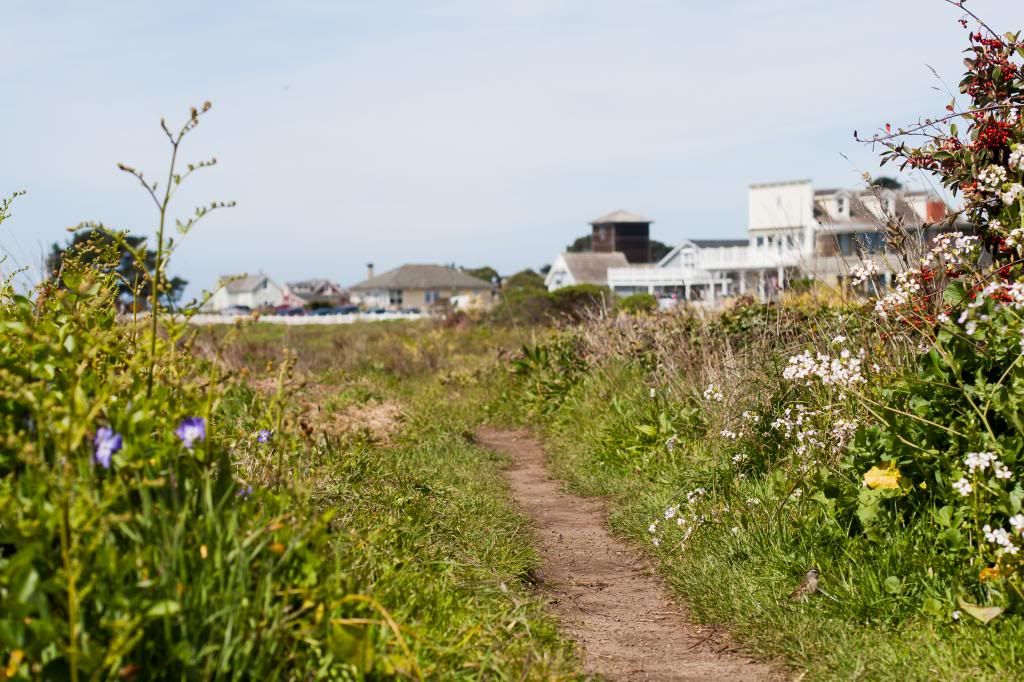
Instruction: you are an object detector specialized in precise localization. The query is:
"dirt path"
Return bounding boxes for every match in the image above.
[476,427,785,681]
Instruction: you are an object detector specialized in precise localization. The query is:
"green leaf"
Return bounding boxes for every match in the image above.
[957,597,1004,624]
[146,600,182,617]
[884,576,903,595]
[635,424,657,437]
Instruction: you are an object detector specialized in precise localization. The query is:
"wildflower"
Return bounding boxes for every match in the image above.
[176,417,206,449]
[649,387,656,398]
[702,383,723,402]
[1010,514,1024,534]
[965,451,998,472]
[652,537,661,547]
[237,483,254,498]
[648,522,658,534]
[665,435,677,453]
[1009,146,1024,172]
[730,526,740,535]
[93,426,123,469]
[1001,183,1024,206]
[849,260,879,286]
[937,312,950,324]
[978,164,1008,193]
[664,506,678,520]
[952,610,961,622]
[720,429,739,440]
[952,478,973,496]
[732,453,749,465]
[256,429,273,443]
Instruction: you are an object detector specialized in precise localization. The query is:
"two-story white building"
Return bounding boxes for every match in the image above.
[604,180,954,302]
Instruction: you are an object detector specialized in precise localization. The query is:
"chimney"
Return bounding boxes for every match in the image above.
[926,199,947,223]
[366,262,374,280]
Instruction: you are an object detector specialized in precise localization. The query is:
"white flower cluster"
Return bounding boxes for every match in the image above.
[649,487,707,548]
[720,429,739,440]
[978,164,1009,193]
[964,451,1013,480]
[923,232,978,269]
[1009,146,1024,172]
[702,383,723,402]
[782,348,867,390]
[875,270,923,319]
[1001,183,1024,206]
[850,259,879,286]
[983,523,1019,555]
[953,477,973,496]
[731,452,749,466]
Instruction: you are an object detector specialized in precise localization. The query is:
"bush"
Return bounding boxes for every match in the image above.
[615,292,658,315]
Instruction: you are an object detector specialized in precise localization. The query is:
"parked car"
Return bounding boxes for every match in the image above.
[403,308,422,315]
[220,305,252,316]
[335,304,360,315]
[273,306,306,316]
[367,307,388,314]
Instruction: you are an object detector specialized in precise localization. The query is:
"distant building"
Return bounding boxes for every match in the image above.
[283,278,348,308]
[589,210,653,264]
[206,273,284,311]
[545,252,629,291]
[349,263,493,310]
[606,180,961,302]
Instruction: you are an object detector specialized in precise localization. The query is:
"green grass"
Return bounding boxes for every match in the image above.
[502,361,1024,681]
[230,322,581,679]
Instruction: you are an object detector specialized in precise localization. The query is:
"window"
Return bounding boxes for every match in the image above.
[388,289,403,305]
[836,196,847,215]
[424,290,439,304]
[882,198,894,215]
[756,236,764,247]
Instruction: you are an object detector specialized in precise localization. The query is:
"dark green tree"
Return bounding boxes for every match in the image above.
[463,265,499,284]
[503,269,546,290]
[871,176,903,189]
[46,229,187,306]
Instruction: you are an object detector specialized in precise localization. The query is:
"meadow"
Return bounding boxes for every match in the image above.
[5,14,1024,680]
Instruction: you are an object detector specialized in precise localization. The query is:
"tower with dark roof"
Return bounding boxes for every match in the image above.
[589,210,653,263]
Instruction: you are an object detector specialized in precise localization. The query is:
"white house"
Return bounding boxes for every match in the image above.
[606,180,957,302]
[206,273,284,312]
[545,252,629,291]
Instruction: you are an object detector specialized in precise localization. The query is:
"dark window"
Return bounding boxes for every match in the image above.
[388,289,403,305]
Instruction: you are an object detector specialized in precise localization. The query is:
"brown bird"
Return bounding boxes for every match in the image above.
[789,568,820,602]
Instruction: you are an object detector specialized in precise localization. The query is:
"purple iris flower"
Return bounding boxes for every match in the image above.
[175,417,206,449]
[256,429,272,443]
[93,426,122,469]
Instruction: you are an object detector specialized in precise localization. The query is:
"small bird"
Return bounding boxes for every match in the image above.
[789,568,820,602]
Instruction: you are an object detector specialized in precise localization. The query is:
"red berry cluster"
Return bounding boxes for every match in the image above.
[974,118,1014,150]
[964,34,1020,99]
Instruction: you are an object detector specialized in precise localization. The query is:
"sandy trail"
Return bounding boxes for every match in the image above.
[475,427,785,681]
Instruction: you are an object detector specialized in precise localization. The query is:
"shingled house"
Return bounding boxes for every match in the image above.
[206,273,284,312]
[544,252,629,291]
[349,264,493,310]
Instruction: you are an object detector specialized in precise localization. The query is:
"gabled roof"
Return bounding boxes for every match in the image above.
[287,278,343,295]
[220,273,274,293]
[590,209,653,225]
[349,264,492,291]
[556,252,629,285]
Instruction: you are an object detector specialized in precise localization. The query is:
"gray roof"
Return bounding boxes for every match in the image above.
[350,264,492,291]
[692,239,748,248]
[287,278,343,295]
[220,273,272,293]
[559,252,629,285]
[590,209,653,225]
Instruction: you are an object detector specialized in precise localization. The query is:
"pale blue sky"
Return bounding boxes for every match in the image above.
[1,0,1019,297]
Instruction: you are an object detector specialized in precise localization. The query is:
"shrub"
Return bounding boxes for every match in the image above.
[615,292,658,315]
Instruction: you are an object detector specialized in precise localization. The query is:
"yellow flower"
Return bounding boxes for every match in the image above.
[863,464,901,489]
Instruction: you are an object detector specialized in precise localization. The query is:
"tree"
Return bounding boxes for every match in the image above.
[463,266,499,284]
[46,229,187,306]
[503,269,546,290]
[871,176,903,189]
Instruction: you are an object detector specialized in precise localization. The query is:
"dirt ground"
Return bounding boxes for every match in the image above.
[475,427,786,681]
